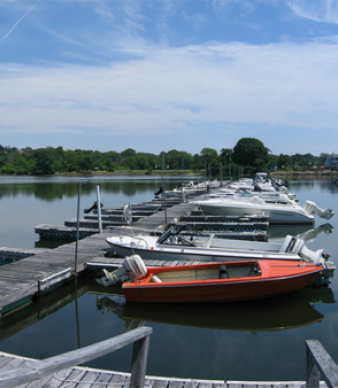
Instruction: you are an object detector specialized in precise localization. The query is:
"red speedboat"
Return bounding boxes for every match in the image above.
[122,260,323,303]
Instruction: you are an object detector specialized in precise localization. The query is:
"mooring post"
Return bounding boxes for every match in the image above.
[306,341,320,388]
[220,163,223,187]
[74,178,86,285]
[96,185,102,233]
[74,181,82,285]
[163,186,167,227]
[306,339,338,388]
[130,335,151,388]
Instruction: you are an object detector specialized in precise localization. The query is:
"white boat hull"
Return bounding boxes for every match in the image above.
[191,200,315,224]
[106,235,317,263]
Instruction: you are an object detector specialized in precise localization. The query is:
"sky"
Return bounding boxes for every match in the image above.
[1,0,338,156]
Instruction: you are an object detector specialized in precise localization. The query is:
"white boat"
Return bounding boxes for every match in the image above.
[165,180,221,199]
[209,189,295,204]
[190,193,333,225]
[228,176,295,200]
[105,226,329,264]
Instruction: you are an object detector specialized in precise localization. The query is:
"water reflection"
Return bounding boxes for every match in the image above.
[0,277,89,343]
[90,285,334,333]
[0,176,187,201]
[269,223,334,240]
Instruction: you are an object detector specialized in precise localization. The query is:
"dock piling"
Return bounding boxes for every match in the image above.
[96,185,103,233]
[306,339,338,388]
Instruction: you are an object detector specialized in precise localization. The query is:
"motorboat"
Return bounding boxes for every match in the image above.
[105,225,330,264]
[190,192,333,224]
[164,180,220,199]
[97,254,324,303]
[209,189,296,204]
[227,176,295,200]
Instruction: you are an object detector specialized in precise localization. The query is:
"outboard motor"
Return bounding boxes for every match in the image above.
[154,185,167,196]
[84,201,104,214]
[280,235,328,264]
[303,201,334,220]
[96,255,148,287]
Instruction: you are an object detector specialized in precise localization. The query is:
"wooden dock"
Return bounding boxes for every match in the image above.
[0,351,226,388]
[0,330,334,388]
[0,199,200,315]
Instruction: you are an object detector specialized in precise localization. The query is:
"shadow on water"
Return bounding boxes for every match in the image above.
[0,276,90,343]
[0,275,334,345]
[88,282,334,333]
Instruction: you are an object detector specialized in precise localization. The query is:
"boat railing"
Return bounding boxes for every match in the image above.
[0,326,153,388]
[306,339,338,388]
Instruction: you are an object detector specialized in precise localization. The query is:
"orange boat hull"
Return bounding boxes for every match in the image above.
[122,260,323,303]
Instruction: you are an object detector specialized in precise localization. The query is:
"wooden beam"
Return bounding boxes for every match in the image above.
[306,339,338,388]
[130,335,151,388]
[0,326,153,388]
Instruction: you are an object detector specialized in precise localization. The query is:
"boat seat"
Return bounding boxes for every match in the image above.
[219,264,229,279]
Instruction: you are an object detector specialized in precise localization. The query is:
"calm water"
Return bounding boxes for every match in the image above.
[0,175,338,382]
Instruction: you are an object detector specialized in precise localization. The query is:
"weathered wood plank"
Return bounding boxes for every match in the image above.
[168,381,184,388]
[306,340,338,388]
[0,327,152,388]
[75,370,100,388]
[151,380,170,388]
[197,383,214,388]
[183,382,200,388]
[94,372,115,388]
[131,335,151,388]
[51,368,85,388]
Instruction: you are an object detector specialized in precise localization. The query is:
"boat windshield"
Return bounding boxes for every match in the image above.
[156,225,209,247]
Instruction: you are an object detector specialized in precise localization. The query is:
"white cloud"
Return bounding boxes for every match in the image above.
[1,38,338,144]
[209,0,269,16]
[288,0,338,24]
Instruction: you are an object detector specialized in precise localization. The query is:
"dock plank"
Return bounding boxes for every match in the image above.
[0,351,330,388]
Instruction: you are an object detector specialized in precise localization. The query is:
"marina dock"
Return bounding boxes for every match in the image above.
[0,189,337,388]
[0,200,210,315]
[0,193,336,316]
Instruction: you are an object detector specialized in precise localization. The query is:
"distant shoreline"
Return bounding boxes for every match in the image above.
[0,170,336,178]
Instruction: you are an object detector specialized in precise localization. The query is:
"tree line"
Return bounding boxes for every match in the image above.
[0,138,330,176]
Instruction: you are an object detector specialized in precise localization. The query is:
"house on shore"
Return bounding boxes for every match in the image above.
[324,153,338,169]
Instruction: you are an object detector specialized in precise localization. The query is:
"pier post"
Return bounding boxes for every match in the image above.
[306,339,338,388]
[74,181,82,284]
[96,186,103,233]
[130,335,151,388]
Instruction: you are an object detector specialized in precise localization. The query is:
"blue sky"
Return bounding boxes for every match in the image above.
[1,0,338,156]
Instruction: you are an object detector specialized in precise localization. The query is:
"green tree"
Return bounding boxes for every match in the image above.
[277,154,291,168]
[220,148,232,165]
[32,148,55,175]
[319,153,329,164]
[80,155,94,171]
[200,148,219,175]
[232,138,269,168]
[121,148,136,158]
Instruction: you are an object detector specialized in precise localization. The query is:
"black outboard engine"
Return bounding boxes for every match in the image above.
[154,185,167,196]
[84,201,104,214]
